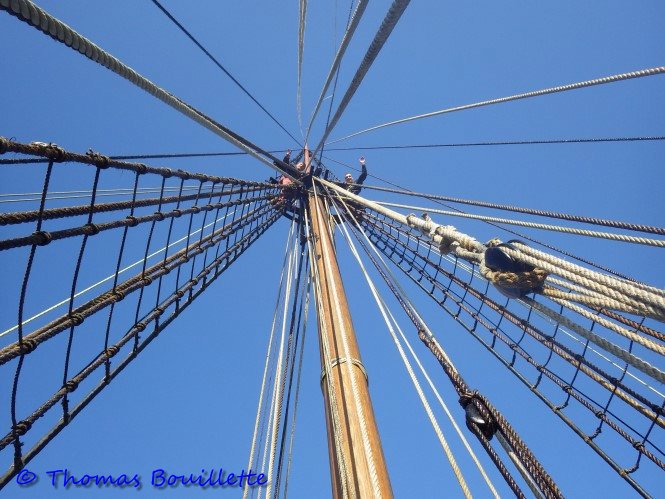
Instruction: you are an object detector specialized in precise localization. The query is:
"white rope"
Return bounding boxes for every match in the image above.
[265,232,300,499]
[282,274,312,498]
[333,190,501,498]
[305,0,369,139]
[329,66,665,143]
[368,210,665,399]
[0,185,213,204]
[0,208,238,340]
[374,200,665,248]
[244,221,295,499]
[312,0,412,156]
[312,183,382,498]
[336,210,473,498]
[304,208,352,498]
[523,297,665,384]
[297,0,308,137]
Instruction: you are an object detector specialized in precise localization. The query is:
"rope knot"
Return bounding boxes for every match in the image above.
[83,223,100,235]
[134,322,146,332]
[86,149,110,168]
[69,313,84,326]
[154,305,166,316]
[176,290,185,298]
[105,345,119,357]
[13,420,32,436]
[18,338,37,355]
[135,163,148,175]
[153,211,165,221]
[125,215,139,227]
[142,275,153,286]
[31,142,66,162]
[162,168,174,178]
[172,209,182,218]
[204,204,214,211]
[32,230,52,246]
[64,379,79,392]
[0,137,9,154]
[113,289,126,302]
[189,277,198,286]
[191,206,201,214]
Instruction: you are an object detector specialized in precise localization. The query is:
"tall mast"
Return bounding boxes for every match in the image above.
[308,180,393,498]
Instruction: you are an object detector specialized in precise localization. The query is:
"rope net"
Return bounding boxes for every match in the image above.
[340,200,664,497]
[350,205,665,494]
[0,139,283,486]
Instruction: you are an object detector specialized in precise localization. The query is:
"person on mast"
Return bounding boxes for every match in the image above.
[340,156,368,194]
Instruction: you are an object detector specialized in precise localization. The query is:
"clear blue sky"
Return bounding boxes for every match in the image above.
[1,1,663,497]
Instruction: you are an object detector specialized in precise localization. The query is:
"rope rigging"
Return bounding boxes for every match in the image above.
[2,0,663,495]
[305,0,369,140]
[0,139,283,488]
[358,184,665,236]
[312,0,412,156]
[0,1,298,180]
[329,66,665,143]
[149,0,302,146]
[354,208,663,497]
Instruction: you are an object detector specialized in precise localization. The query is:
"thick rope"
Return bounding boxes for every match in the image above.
[359,185,665,236]
[0,1,297,179]
[330,66,665,143]
[297,0,308,137]
[375,201,665,246]
[313,0,412,156]
[243,223,294,499]
[305,0,369,139]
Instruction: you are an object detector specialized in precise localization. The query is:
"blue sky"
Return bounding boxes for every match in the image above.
[1,1,664,497]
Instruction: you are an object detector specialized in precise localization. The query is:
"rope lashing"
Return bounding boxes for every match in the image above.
[480,240,549,299]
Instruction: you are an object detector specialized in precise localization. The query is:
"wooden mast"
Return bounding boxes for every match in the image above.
[306,145,392,497]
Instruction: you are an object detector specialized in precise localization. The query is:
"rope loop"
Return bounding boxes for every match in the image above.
[32,230,52,246]
[191,206,201,214]
[162,168,174,178]
[172,209,182,218]
[105,345,119,357]
[83,222,100,235]
[153,211,165,221]
[125,215,139,227]
[64,379,79,392]
[175,290,185,298]
[68,313,84,326]
[13,420,32,437]
[31,142,67,162]
[86,149,110,169]
[18,338,37,355]
[135,163,148,175]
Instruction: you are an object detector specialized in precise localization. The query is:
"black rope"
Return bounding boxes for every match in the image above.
[324,135,665,151]
[149,0,301,146]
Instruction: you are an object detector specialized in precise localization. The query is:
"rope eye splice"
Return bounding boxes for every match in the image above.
[480,239,549,299]
[407,213,547,298]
